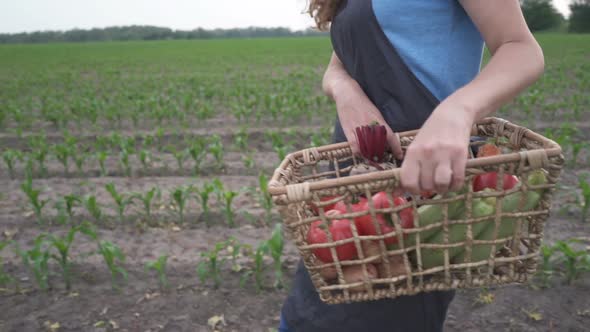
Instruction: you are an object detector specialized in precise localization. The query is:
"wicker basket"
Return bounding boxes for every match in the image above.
[268,117,564,304]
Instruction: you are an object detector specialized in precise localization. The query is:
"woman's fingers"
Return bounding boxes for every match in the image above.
[386,130,404,160]
[450,149,468,191]
[400,153,421,195]
[433,162,453,193]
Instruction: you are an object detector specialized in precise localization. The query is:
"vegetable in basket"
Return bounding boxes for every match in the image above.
[307,211,358,263]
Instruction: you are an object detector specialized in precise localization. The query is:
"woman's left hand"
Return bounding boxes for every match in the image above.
[399,101,475,194]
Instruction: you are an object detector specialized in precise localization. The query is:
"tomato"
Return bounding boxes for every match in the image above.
[309,196,340,214]
[353,192,414,245]
[420,191,436,199]
[370,192,414,229]
[473,173,519,192]
[307,217,358,263]
[332,196,368,214]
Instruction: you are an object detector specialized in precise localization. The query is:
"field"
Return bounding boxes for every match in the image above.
[0,34,589,332]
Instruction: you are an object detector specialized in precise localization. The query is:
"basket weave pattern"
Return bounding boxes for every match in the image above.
[269,118,564,304]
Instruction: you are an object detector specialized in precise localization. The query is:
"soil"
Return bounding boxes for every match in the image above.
[1,115,590,332]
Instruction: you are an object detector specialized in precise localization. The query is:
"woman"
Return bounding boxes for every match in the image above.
[279,1,545,331]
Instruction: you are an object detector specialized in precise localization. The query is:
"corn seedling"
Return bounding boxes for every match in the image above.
[578,174,590,222]
[54,199,68,225]
[72,150,86,175]
[241,241,268,293]
[166,145,188,171]
[53,143,71,175]
[21,174,48,224]
[233,128,249,150]
[267,223,284,289]
[537,244,556,288]
[119,146,132,177]
[16,234,51,290]
[222,190,239,228]
[97,240,128,290]
[196,241,227,288]
[96,151,108,176]
[171,185,195,224]
[83,195,102,222]
[242,152,255,169]
[226,237,243,272]
[29,135,49,176]
[145,255,169,289]
[552,240,590,285]
[571,142,587,167]
[105,183,135,223]
[139,149,152,171]
[2,149,22,179]
[131,187,160,219]
[208,135,224,170]
[46,224,85,290]
[0,241,14,287]
[188,138,208,175]
[195,182,215,226]
[257,173,273,223]
[64,194,82,222]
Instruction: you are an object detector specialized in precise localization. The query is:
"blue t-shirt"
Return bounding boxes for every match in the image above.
[373,0,485,101]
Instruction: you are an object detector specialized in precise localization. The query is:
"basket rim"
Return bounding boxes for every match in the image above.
[268,117,562,199]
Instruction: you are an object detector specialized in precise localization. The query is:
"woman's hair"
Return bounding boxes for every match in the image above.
[308,0,342,31]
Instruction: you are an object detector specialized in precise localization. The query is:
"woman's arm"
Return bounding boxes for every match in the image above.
[323,52,403,158]
[400,0,544,194]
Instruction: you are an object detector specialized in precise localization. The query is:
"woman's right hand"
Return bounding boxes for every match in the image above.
[323,52,403,159]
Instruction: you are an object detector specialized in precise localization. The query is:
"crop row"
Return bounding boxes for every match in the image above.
[0,222,287,293]
[19,173,276,227]
[1,127,334,178]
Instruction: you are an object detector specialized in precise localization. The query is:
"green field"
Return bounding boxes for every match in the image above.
[0,34,589,331]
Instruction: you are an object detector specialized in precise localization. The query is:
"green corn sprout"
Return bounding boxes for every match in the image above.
[0,241,14,287]
[195,182,215,226]
[73,150,86,175]
[96,151,108,177]
[83,195,102,222]
[571,142,587,167]
[145,255,169,289]
[208,135,224,170]
[97,240,128,290]
[54,199,68,225]
[552,240,590,285]
[166,145,188,171]
[46,224,86,290]
[579,174,590,222]
[21,174,48,224]
[226,237,243,272]
[132,187,159,219]
[188,138,208,175]
[17,234,51,290]
[139,149,152,171]
[212,178,225,204]
[29,135,49,176]
[242,152,255,169]
[234,128,249,150]
[267,223,284,289]
[222,190,239,228]
[196,241,227,288]
[2,149,23,179]
[53,143,71,175]
[274,145,288,162]
[538,244,556,288]
[64,194,82,222]
[258,173,273,223]
[241,242,268,293]
[119,147,132,177]
[171,185,194,224]
[105,183,135,223]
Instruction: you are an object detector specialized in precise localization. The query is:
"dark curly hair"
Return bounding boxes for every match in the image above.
[307,0,343,31]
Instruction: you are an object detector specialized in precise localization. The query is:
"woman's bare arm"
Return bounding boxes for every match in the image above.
[323,52,403,158]
[400,0,544,194]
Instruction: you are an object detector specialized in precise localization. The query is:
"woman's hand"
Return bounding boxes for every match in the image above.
[400,101,475,194]
[323,52,403,159]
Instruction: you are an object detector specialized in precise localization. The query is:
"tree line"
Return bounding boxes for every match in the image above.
[0,26,327,44]
[521,0,590,32]
[0,1,588,44]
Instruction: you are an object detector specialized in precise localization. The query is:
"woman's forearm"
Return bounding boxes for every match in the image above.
[445,40,544,123]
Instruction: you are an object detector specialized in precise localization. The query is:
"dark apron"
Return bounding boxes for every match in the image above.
[281,1,455,331]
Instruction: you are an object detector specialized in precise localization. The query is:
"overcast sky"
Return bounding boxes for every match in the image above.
[0,0,573,34]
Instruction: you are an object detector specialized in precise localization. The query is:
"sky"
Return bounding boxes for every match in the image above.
[0,0,573,34]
